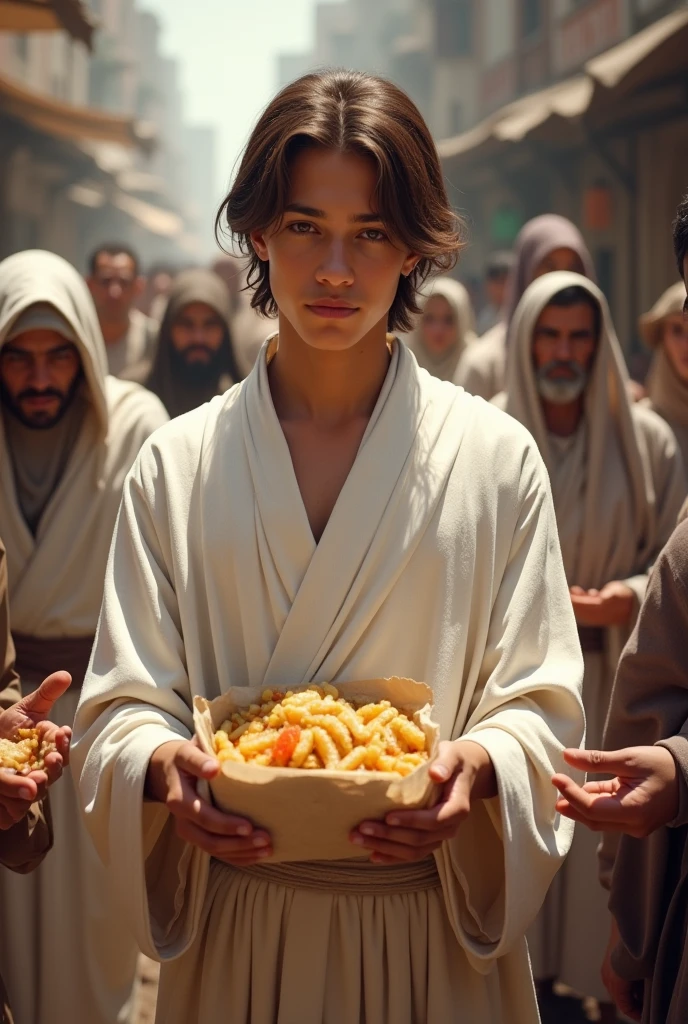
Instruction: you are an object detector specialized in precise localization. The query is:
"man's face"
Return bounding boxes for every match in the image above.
[421,296,456,356]
[0,329,82,428]
[250,147,418,352]
[532,301,597,405]
[169,302,225,372]
[87,253,142,323]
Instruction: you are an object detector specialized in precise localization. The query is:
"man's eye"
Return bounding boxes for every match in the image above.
[360,229,387,242]
[288,222,315,234]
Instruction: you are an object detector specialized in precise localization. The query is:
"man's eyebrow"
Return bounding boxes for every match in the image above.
[284,203,383,224]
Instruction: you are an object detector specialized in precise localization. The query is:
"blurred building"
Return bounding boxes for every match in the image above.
[278,0,688,357]
[0,0,218,272]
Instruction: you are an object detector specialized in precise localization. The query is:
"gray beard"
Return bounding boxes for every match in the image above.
[536,360,588,405]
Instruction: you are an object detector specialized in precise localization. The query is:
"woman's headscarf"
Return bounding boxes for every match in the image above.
[405,277,476,381]
[641,282,688,468]
[143,269,241,419]
[503,215,597,345]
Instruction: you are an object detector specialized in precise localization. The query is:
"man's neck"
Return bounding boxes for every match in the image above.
[541,396,584,437]
[268,316,391,428]
[99,313,131,346]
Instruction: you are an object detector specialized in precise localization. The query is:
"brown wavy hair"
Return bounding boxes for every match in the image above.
[216,69,464,333]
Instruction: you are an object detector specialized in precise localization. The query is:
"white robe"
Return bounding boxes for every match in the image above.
[73,340,585,1024]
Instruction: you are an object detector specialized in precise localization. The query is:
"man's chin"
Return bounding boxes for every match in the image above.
[18,410,64,430]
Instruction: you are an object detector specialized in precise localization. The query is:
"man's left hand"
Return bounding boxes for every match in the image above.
[570,582,635,627]
[0,672,72,829]
[351,739,497,864]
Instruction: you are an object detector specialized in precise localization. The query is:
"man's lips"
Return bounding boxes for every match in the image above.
[22,395,60,408]
[306,302,359,320]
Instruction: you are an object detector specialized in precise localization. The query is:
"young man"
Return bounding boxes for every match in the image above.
[87,243,158,377]
[553,193,688,1023]
[0,249,168,1024]
[500,272,686,1018]
[73,70,584,1024]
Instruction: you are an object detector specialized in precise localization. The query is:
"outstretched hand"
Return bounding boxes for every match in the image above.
[0,671,72,830]
[569,582,635,627]
[552,745,680,838]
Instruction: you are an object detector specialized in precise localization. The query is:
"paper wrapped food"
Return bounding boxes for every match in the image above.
[193,678,440,862]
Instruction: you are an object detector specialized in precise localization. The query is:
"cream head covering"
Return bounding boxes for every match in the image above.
[406,276,476,381]
[505,271,658,588]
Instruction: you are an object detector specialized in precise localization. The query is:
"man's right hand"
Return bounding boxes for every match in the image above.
[601,920,643,1021]
[145,739,273,865]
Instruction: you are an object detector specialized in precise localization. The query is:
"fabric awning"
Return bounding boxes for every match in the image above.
[0,0,96,48]
[439,8,688,169]
[114,191,183,238]
[0,71,155,151]
[437,75,593,162]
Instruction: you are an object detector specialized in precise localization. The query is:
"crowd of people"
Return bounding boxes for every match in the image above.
[0,67,686,1024]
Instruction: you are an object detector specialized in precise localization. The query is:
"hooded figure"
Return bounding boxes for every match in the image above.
[502,271,686,1005]
[133,268,242,419]
[0,250,168,1024]
[455,215,596,401]
[640,282,688,475]
[405,276,476,381]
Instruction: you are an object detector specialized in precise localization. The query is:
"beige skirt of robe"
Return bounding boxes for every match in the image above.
[0,689,138,1024]
[529,651,612,1002]
[157,857,538,1024]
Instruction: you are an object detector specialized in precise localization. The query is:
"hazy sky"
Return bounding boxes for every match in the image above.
[142,0,335,203]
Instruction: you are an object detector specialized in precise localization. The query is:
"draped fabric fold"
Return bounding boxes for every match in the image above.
[73,340,584,1023]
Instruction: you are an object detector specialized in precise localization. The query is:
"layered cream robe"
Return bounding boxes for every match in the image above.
[0,250,169,1024]
[640,282,688,475]
[405,276,476,381]
[455,215,596,401]
[73,337,585,1024]
[501,271,687,1001]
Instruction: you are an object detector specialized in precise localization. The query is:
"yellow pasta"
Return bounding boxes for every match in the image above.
[211,685,430,776]
[0,728,56,774]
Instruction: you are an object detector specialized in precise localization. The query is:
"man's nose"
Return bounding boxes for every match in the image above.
[29,360,52,389]
[316,240,354,288]
[108,282,123,299]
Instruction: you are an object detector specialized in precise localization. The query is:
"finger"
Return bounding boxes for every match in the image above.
[570,585,586,595]
[0,771,37,802]
[18,672,72,718]
[353,821,456,849]
[563,748,644,777]
[37,757,63,787]
[175,743,220,781]
[428,739,466,784]
[0,797,34,826]
[175,817,272,858]
[382,785,470,831]
[55,728,71,763]
[350,833,441,862]
[553,776,619,799]
[171,772,262,839]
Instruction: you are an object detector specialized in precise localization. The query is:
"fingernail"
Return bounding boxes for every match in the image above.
[352,834,365,845]
[252,836,268,847]
[19,787,32,800]
[360,824,374,836]
[202,760,217,774]
[387,816,400,827]
[256,849,271,858]
[433,765,450,781]
[237,824,252,837]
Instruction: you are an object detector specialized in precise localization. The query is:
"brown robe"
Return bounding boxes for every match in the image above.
[602,519,688,1024]
[0,539,51,1024]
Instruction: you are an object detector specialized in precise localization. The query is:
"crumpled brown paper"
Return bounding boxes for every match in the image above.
[193,678,441,862]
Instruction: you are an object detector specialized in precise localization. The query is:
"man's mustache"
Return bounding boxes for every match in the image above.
[17,388,65,401]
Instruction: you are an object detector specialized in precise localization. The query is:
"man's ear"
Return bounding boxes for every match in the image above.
[250,230,269,262]
[401,253,420,278]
